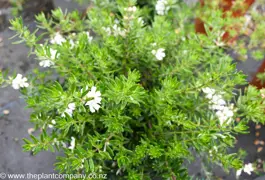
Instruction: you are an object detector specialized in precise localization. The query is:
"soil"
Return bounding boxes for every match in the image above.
[0,0,83,179]
[0,1,264,180]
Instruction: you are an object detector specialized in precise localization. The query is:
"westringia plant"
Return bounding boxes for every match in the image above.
[0,0,265,179]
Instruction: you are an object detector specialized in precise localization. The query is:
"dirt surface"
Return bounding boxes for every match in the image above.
[0,0,83,179]
[0,19,59,180]
[0,1,264,180]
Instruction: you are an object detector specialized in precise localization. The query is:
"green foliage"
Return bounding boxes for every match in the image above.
[3,0,265,179]
[10,0,25,16]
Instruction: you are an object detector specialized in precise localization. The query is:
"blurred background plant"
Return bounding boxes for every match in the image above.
[10,0,25,16]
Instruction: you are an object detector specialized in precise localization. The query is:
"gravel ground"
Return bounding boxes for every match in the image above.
[0,1,264,180]
[0,0,83,179]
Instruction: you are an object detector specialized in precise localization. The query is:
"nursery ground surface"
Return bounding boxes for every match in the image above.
[0,0,265,180]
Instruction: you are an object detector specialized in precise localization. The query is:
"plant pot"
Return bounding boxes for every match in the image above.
[195,0,265,89]
[195,0,255,42]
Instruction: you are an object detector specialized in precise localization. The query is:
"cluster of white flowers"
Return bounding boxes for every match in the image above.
[61,102,76,117]
[12,74,29,90]
[152,48,166,61]
[50,32,66,45]
[112,24,126,37]
[102,24,126,37]
[83,86,102,113]
[68,136,76,150]
[155,0,170,15]
[123,6,138,21]
[124,6,137,12]
[236,163,254,176]
[202,87,235,126]
[38,47,58,68]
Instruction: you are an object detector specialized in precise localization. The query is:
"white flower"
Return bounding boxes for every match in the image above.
[61,102,76,117]
[202,87,215,96]
[210,94,225,105]
[102,27,111,36]
[50,49,58,59]
[12,74,29,90]
[39,60,55,67]
[155,0,169,15]
[48,119,56,129]
[236,169,242,177]
[84,86,102,113]
[118,29,126,37]
[52,138,60,146]
[237,163,254,177]
[114,19,120,24]
[103,25,126,37]
[50,32,66,45]
[68,137,76,150]
[48,124,54,128]
[86,32,93,43]
[210,104,225,111]
[69,39,75,49]
[38,48,58,68]
[151,43,157,46]
[62,108,73,117]
[216,107,233,126]
[152,48,166,61]
[61,142,67,148]
[243,163,254,175]
[223,107,234,117]
[202,87,215,101]
[137,17,144,26]
[68,103,76,110]
[112,25,118,35]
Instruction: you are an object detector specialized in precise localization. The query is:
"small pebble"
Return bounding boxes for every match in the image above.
[256,132,260,137]
[256,124,262,130]
[260,141,265,145]
[257,164,261,168]
[254,139,260,145]
[3,109,10,115]
[257,147,263,153]
[27,128,35,135]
